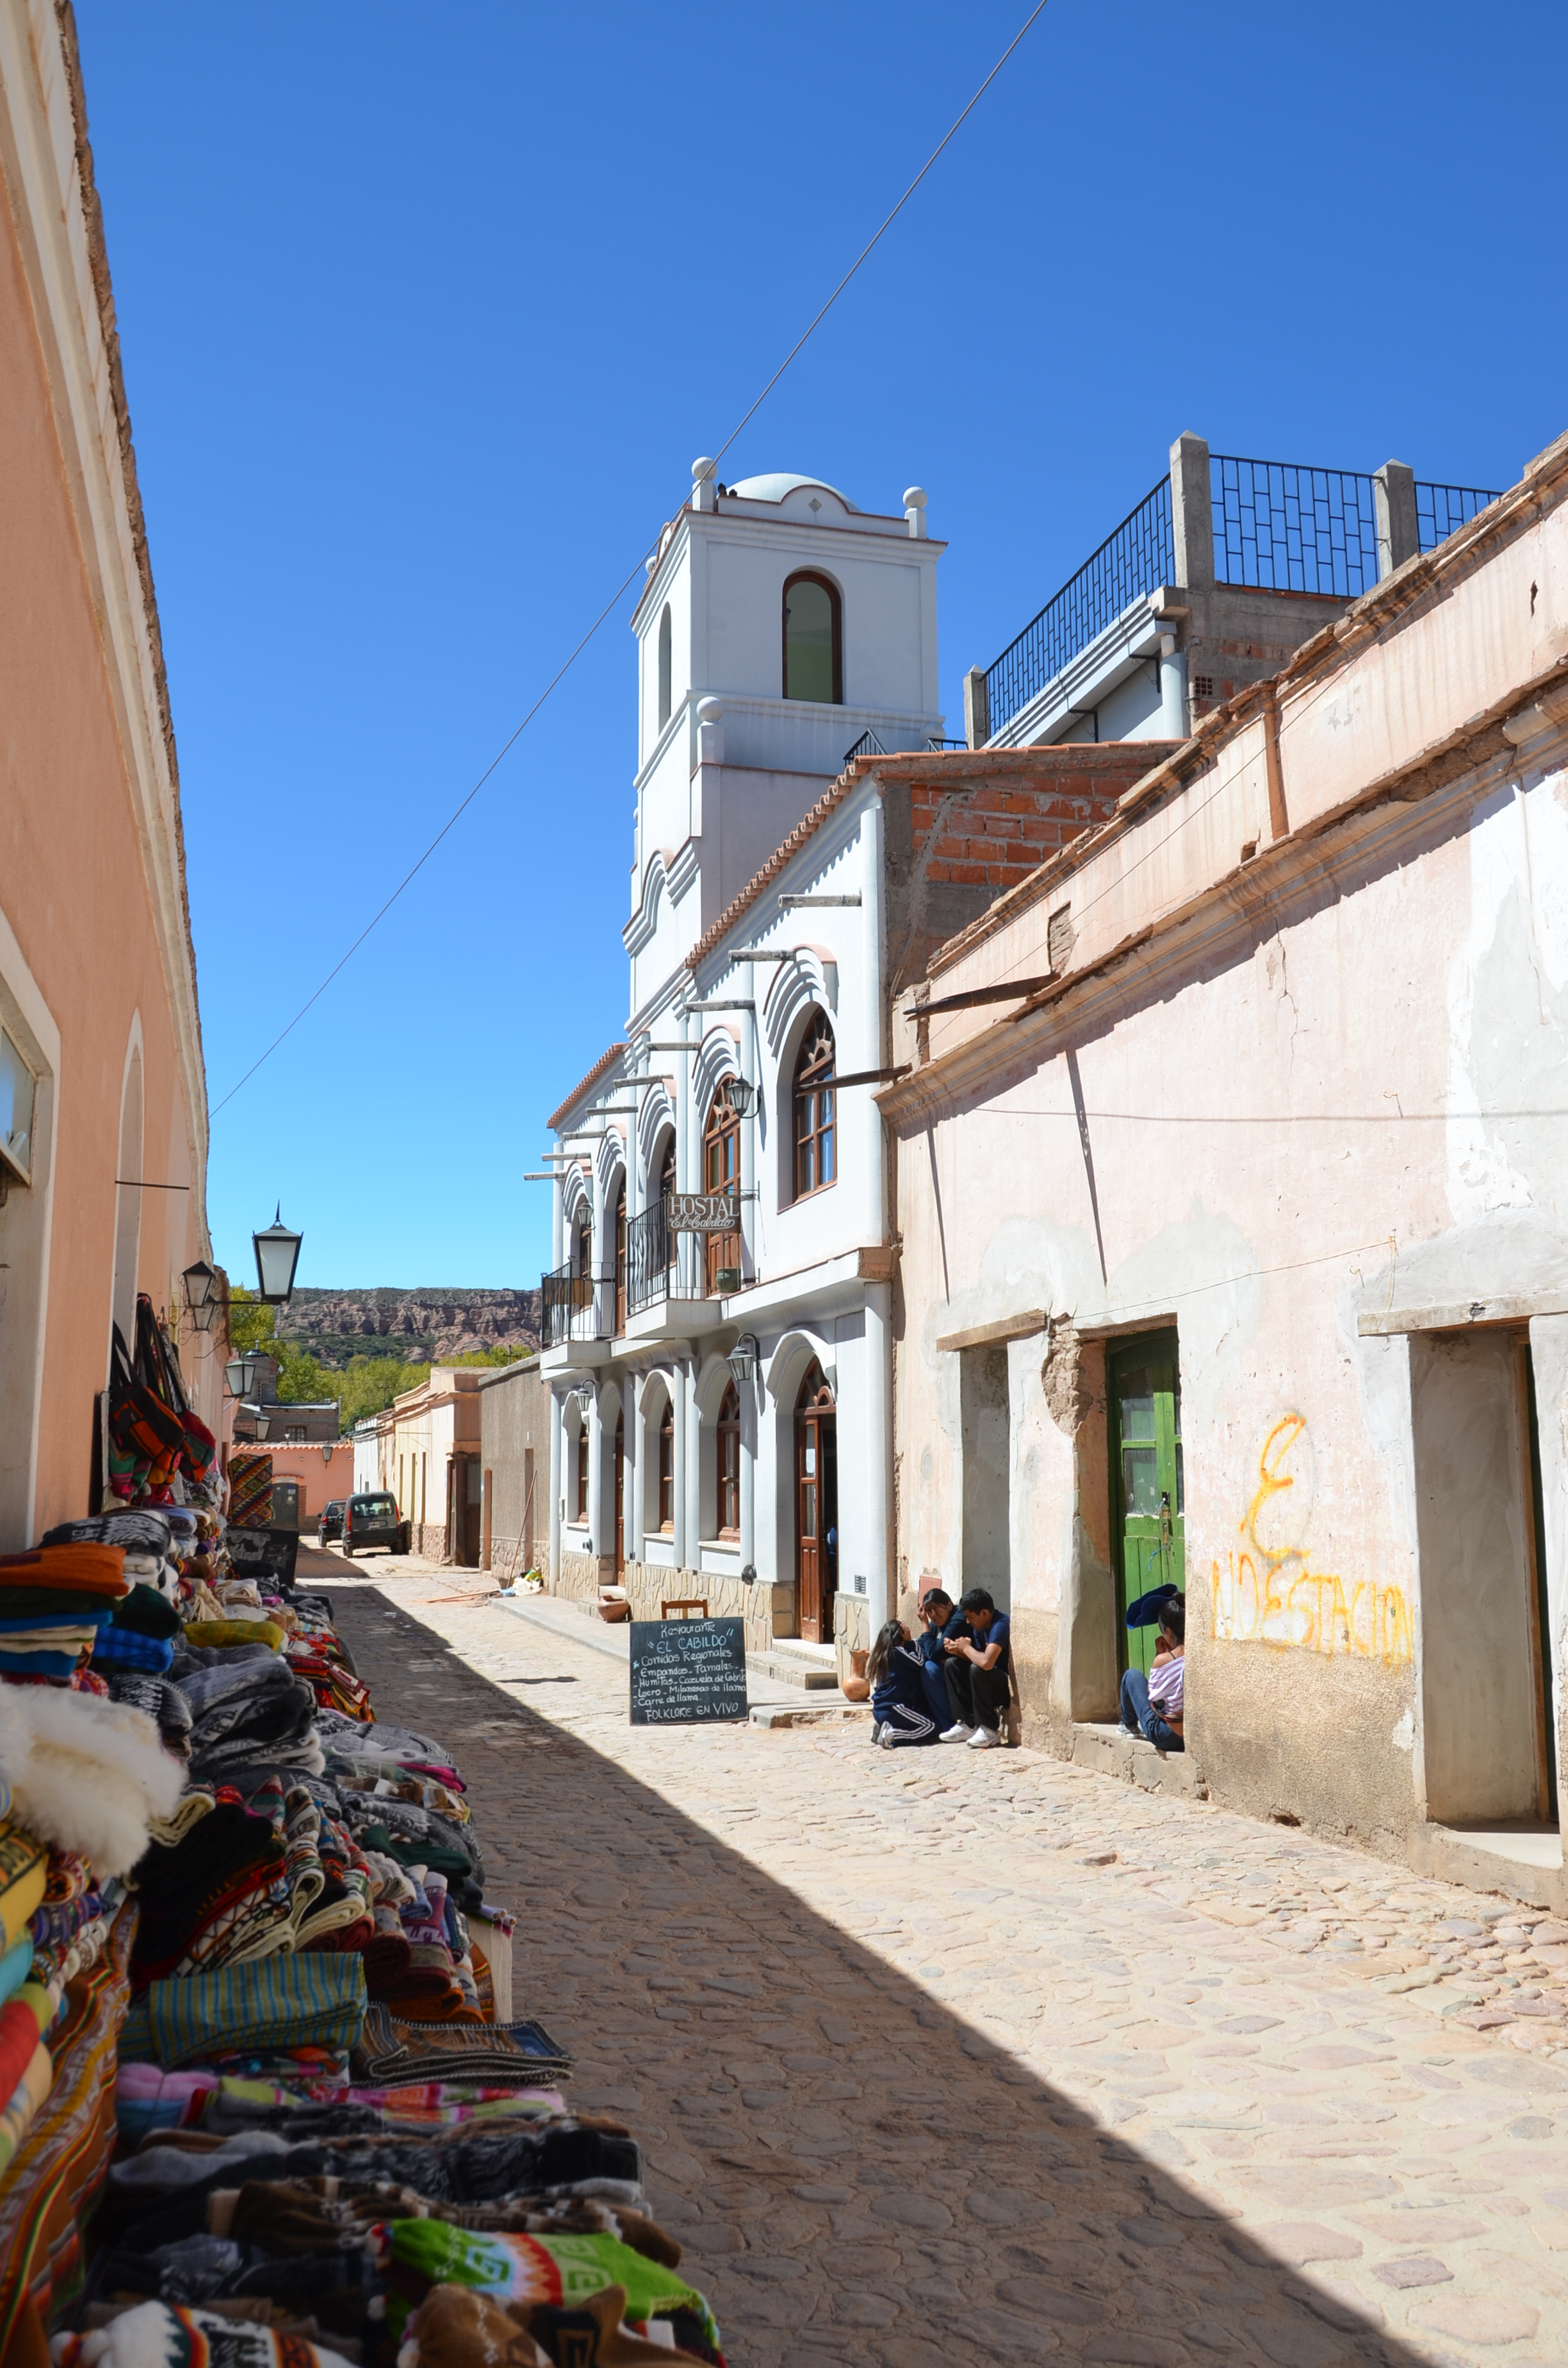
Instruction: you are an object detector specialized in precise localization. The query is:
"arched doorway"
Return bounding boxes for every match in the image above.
[795,1360,837,1644]
[614,1403,625,1575]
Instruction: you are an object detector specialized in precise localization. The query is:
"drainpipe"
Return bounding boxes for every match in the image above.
[739,1376,755,1578]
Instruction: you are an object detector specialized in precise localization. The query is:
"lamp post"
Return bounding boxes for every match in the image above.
[252,1206,304,1304]
[182,1260,218,1334]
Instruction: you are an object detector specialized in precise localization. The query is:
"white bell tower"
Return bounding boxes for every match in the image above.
[623,460,945,1016]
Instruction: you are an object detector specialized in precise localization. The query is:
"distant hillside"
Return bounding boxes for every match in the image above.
[276,1287,540,1370]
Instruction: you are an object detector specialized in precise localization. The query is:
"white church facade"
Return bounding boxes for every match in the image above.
[537,459,945,1665]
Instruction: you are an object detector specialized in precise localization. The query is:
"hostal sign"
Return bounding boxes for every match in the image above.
[667,1192,739,1235]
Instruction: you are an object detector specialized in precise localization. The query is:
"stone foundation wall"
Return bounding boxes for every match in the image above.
[487,1533,544,1585]
[554,1553,788,1657]
[831,1592,872,1687]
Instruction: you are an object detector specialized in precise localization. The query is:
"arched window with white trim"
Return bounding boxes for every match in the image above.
[792,1013,836,1199]
[783,571,842,705]
[657,604,673,728]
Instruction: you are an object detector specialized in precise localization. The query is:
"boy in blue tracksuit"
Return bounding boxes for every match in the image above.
[914,1588,963,1730]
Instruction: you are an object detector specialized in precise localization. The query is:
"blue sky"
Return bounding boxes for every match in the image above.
[75,0,1568,1294]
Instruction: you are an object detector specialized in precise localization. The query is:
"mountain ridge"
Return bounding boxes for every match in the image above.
[275,1285,540,1369]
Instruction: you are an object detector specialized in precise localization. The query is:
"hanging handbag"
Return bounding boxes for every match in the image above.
[108,1324,186,1465]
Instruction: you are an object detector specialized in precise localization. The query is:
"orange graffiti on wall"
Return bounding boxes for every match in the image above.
[1211,1414,1412,1665]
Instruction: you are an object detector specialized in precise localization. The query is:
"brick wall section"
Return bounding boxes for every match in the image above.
[878,745,1181,990]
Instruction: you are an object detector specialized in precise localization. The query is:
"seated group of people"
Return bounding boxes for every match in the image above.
[865,1581,1187,1757]
[865,1586,1011,1752]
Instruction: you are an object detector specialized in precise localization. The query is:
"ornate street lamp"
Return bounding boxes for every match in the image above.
[182,1260,218,1334]
[253,1206,303,1304]
[574,1385,595,1426]
[726,1332,760,1387]
[225,1347,266,1400]
[724,1076,756,1119]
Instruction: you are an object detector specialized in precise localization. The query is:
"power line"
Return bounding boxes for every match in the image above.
[210,1,1054,1120]
[974,1105,1568,1126]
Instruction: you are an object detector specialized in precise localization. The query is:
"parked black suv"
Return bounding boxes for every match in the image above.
[342,1492,402,1558]
[317,1500,347,1545]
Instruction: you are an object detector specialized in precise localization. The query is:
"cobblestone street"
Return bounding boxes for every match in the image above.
[309,1548,1568,2368]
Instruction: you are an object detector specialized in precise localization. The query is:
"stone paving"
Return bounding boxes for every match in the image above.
[302,1546,1568,2368]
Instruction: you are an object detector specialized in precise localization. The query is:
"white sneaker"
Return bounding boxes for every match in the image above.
[870,1721,885,1745]
[939,1723,974,1744]
[967,1725,999,1749]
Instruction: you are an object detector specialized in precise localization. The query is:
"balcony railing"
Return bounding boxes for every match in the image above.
[982,454,1503,746]
[627,1199,744,1313]
[1211,454,1380,598]
[1416,479,1498,552]
[844,729,971,766]
[984,477,1174,741]
[541,1260,595,1350]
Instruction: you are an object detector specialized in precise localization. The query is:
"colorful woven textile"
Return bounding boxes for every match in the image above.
[52,2300,356,2368]
[0,1897,135,2360]
[0,1545,128,1597]
[227,1454,274,1529]
[352,2007,570,2087]
[90,1625,176,1673]
[386,2219,721,2351]
[0,1822,47,1952]
[119,1951,367,2068]
[182,1619,286,1654]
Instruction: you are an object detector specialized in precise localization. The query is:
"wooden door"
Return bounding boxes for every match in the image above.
[796,1362,837,1644]
[1109,1331,1184,1677]
[614,1407,625,1575]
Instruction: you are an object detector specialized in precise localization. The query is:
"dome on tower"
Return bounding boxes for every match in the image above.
[726,472,860,512]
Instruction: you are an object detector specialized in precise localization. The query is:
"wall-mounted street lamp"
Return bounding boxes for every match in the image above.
[225,1348,267,1400]
[252,1206,304,1304]
[723,1077,756,1119]
[574,1385,596,1426]
[182,1260,218,1333]
[727,1332,760,1387]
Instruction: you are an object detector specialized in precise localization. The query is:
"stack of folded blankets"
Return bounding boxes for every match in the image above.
[0,1488,726,2366]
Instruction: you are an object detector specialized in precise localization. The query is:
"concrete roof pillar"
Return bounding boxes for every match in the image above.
[1170,432,1214,590]
[1375,461,1419,578]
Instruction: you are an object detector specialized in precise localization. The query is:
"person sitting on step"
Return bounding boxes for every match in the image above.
[866,1619,940,1748]
[1118,1588,1185,1752]
[939,1587,1011,1750]
[913,1586,962,1731]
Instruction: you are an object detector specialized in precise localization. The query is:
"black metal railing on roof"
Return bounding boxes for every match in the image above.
[1211,454,1380,598]
[844,728,886,764]
[1416,480,1499,552]
[984,477,1173,741]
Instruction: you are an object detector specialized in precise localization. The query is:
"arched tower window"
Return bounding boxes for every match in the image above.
[703,1085,741,1293]
[657,604,673,729]
[717,1382,740,1536]
[783,572,842,705]
[793,1014,836,1199]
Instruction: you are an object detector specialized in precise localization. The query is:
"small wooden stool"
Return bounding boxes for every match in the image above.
[660,1598,708,1620]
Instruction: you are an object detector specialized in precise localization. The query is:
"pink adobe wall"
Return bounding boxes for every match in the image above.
[0,163,207,1540]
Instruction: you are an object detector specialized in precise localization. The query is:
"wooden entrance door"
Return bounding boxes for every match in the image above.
[796,1361,838,1644]
[614,1406,625,1575]
[1109,1331,1185,1677]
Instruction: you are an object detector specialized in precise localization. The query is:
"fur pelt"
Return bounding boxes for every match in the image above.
[0,1683,184,1878]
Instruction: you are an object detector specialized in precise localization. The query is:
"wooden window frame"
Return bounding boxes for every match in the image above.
[781,570,843,706]
[792,1014,837,1202]
[717,1381,740,1538]
[703,1087,741,1293]
[574,1413,589,1523]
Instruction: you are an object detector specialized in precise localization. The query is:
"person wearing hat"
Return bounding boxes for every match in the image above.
[1120,1586,1184,1751]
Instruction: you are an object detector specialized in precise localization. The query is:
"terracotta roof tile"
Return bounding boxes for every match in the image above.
[547,1041,626,1132]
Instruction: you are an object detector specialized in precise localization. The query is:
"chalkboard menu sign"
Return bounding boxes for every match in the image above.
[629,1616,749,1726]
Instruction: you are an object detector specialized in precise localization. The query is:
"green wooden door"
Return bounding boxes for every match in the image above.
[1110,1332,1185,1677]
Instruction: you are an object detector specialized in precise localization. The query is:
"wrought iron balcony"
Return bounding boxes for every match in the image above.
[627,1199,744,1314]
[541,1259,596,1350]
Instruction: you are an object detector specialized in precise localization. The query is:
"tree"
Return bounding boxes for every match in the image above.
[275,1346,336,1406]
[225,1286,279,1360]
[336,1355,432,1433]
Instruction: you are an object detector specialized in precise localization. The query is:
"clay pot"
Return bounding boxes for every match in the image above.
[598,1600,630,1623]
[842,1675,871,1702]
[851,1649,869,1677]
